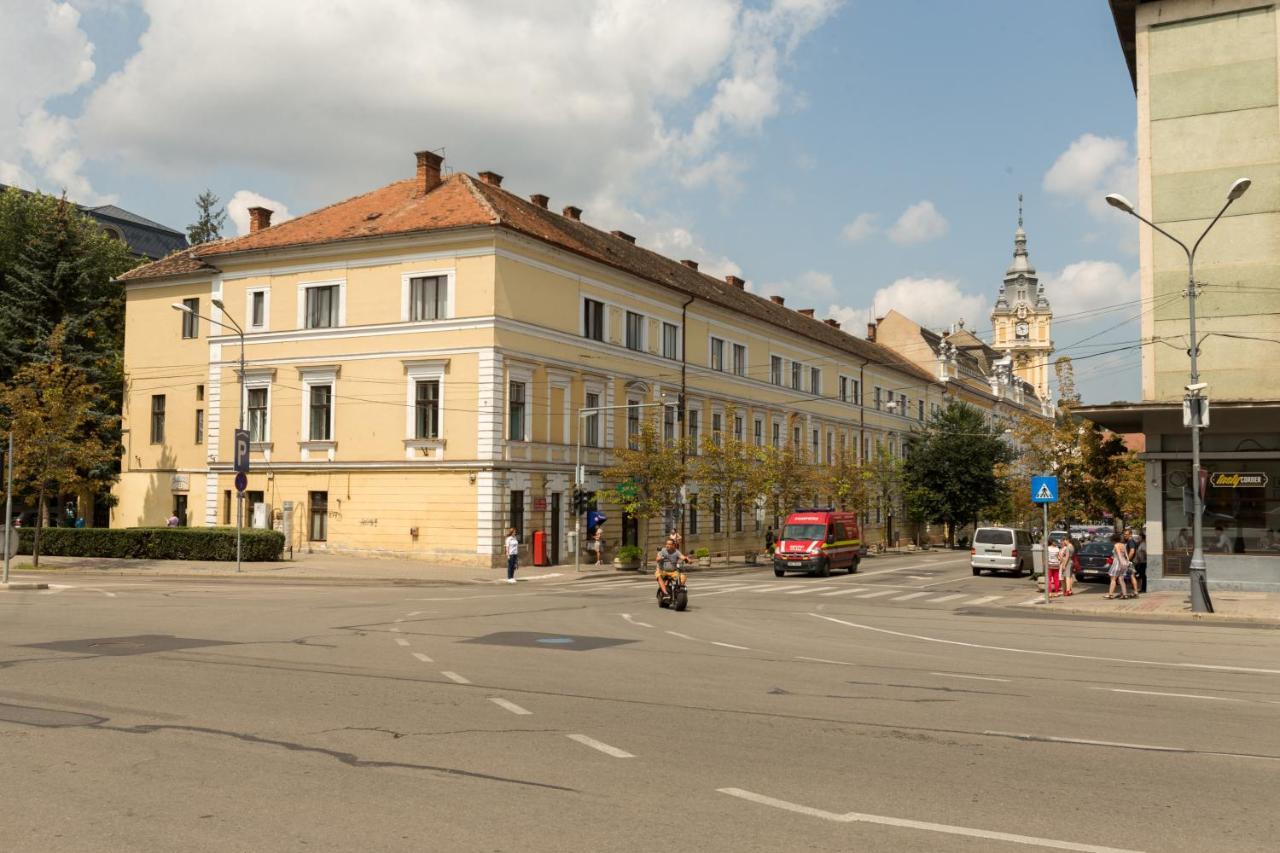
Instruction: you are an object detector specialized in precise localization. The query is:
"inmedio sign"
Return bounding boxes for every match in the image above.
[1208,472,1269,489]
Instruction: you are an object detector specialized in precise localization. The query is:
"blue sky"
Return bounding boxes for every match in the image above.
[2,1,1143,404]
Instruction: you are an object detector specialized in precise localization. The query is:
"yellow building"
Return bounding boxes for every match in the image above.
[115,149,1045,566]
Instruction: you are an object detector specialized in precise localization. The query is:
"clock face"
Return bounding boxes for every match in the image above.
[1015,322,1029,338]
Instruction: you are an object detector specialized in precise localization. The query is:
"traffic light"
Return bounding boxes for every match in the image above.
[583,491,597,512]
[572,488,584,514]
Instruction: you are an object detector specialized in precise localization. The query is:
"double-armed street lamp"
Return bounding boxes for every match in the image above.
[173,299,248,573]
[1104,177,1251,613]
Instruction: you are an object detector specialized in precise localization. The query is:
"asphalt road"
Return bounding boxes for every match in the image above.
[3,550,1278,852]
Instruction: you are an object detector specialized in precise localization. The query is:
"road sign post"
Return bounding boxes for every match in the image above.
[1031,476,1059,605]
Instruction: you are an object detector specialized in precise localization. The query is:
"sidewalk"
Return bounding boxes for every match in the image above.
[1022,583,1280,626]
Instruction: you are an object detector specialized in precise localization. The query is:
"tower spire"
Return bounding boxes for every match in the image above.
[1017,193,1023,229]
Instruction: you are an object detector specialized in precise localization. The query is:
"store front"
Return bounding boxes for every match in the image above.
[1078,401,1280,591]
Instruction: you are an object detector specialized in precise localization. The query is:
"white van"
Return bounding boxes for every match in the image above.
[971,527,1033,575]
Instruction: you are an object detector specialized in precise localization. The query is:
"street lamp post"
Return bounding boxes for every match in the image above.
[1105,177,1251,613]
[173,300,247,573]
[573,400,675,574]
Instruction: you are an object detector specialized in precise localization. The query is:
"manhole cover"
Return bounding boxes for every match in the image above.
[25,634,237,657]
[462,631,634,651]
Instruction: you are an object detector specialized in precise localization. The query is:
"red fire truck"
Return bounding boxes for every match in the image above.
[772,508,861,577]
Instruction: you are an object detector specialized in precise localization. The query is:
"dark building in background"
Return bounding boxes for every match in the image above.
[1,183,188,261]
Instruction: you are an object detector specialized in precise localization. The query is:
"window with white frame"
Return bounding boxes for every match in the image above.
[583,298,605,341]
[415,380,440,439]
[772,421,781,448]
[625,311,644,351]
[811,367,821,395]
[181,298,199,339]
[711,411,722,446]
[770,355,782,385]
[753,417,763,446]
[792,424,801,448]
[627,398,640,449]
[403,360,446,445]
[791,361,802,390]
[918,399,925,421]
[248,288,269,330]
[303,283,341,329]
[839,376,849,402]
[733,414,743,443]
[248,388,269,443]
[688,408,700,451]
[584,392,600,447]
[732,343,746,377]
[853,379,862,405]
[874,386,882,410]
[663,404,676,442]
[662,322,678,359]
[409,275,448,321]
[508,380,527,441]
[309,385,333,441]
[710,337,725,371]
[826,431,833,465]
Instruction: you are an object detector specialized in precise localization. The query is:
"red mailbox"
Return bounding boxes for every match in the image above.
[532,530,548,566]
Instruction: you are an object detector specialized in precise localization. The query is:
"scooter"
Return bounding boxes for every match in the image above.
[656,564,689,611]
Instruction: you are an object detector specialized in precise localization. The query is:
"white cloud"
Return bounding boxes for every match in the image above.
[888,200,949,245]
[761,269,837,307]
[227,190,294,236]
[829,276,988,334]
[1043,133,1136,219]
[840,212,877,242]
[0,1,104,199]
[1042,260,1138,320]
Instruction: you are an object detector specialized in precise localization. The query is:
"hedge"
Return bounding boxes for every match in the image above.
[16,527,285,562]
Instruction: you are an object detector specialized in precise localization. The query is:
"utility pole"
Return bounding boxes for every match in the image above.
[3,431,13,584]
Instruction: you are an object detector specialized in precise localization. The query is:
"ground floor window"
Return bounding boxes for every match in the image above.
[1161,460,1280,572]
[510,490,525,540]
[309,491,328,541]
[223,489,231,525]
[713,496,722,533]
[689,496,699,535]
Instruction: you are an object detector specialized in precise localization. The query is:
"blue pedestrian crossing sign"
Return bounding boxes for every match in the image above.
[1031,476,1059,504]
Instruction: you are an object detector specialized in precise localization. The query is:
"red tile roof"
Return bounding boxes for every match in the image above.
[118,169,937,378]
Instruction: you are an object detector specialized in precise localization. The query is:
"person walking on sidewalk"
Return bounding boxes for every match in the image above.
[505,528,520,583]
[764,527,775,556]
[1134,532,1148,594]
[1059,537,1076,597]
[1107,532,1132,599]
[1123,527,1140,598]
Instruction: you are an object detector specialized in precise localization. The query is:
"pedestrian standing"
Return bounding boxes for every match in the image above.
[1123,527,1140,599]
[764,526,775,556]
[166,512,180,528]
[1046,539,1061,596]
[1135,532,1148,594]
[1106,532,1131,599]
[505,527,520,583]
[1059,537,1076,597]
[592,527,605,565]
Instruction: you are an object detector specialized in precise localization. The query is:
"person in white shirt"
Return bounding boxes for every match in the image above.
[1047,540,1062,596]
[505,528,520,583]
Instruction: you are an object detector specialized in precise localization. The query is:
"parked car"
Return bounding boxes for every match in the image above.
[970,527,1033,576]
[1073,541,1114,580]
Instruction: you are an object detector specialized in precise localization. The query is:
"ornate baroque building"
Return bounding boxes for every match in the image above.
[989,198,1053,400]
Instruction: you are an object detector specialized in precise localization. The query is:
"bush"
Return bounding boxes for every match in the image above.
[17,527,285,562]
[694,547,710,559]
[615,544,644,562]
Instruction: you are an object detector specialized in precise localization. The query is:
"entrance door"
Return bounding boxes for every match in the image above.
[622,511,638,547]
[550,493,562,564]
[172,495,188,526]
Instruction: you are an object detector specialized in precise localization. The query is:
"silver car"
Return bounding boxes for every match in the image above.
[970,527,1033,575]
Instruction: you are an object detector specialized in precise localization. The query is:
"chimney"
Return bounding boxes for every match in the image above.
[610,230,636,244]
[248,206,273,233]
[478,170,503,187]
[824,318,841,329]
[769,295,785,306]
[798,308,815,318]
[680,259,699,270]
[725,275,745,289]
[562,205,582,221]
[867,321,877,342]
[415,150,444,193]
[530,193,549,209]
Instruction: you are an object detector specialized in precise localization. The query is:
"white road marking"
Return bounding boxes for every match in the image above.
[389,627,401,633]
[854,560,950,578]
[796,656,856,666]
[394,618,404,623]
[712,641,751,650]
[730,583,785,592]
[809,613,1280,675]
[716,788,1143,852]
[441,670,470,683]
[620,613,654,628]
[891,592,931,602]
[1099,688,1243,703]
[521,573,564,581]
[666,631,696,640]
[819,587,868,597]
[985,731,1203,755]
[966,595,1003,606]
[567,734,634,759]
[1021,597,1044,606]
[750,585,791,593]
[489,697,532,715]
[411,652,433,663]
[928,593,966,603]
[407,611,423,616]
[852,589,894,599]
[395,638,411,647]
[931,672,1011,683]
[785,586,837,595]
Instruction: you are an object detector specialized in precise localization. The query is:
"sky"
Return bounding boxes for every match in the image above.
[2,0,1143,404]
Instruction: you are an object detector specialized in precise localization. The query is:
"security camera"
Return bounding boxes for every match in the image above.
[1185,382,1208,393]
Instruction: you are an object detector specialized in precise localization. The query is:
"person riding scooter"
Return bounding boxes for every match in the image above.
[655,537,690,596]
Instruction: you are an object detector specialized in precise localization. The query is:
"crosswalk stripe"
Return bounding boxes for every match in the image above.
[750,585,791,593]
[819,587,868,597]
[891,592,931,602]
[854,589,895,599]
[731,584,784,592]
[785,586,838,595]
[928,593,967,603]
[966,595,1003,606]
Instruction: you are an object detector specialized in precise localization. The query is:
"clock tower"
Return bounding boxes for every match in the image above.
[990,196,1053,401]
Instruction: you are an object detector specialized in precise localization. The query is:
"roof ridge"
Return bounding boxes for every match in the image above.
[458,173,501,224]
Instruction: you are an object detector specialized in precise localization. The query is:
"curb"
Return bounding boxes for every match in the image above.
[996,601,1280,628]
[1,581,49,591]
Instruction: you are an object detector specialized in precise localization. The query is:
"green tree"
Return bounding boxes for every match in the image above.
[600,417,687,559]
[0,327,119,566]
[903,401,1014,546]
[759,441,817,529]
[186,189,227,245]
[863,444,906,546]
[691,411,763,560]
[823,442,865,513]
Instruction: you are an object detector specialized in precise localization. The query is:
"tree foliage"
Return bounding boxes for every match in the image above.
[186,189,227,245]
[600,417,687,554]
[691,409,767,557]
[0,326,120,566]
[759,442,817,525]
[903,401,1014,545]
